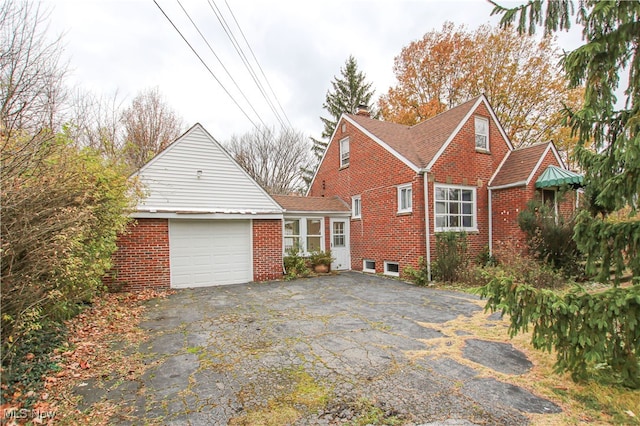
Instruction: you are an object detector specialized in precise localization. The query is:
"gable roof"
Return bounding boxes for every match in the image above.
[272,195,350,214]
[488,141,564,189]
[342,95,514,172]
[133,123,283,218]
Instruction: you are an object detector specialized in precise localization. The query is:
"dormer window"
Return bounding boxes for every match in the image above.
[339,137,350,168]
[475,116,489,151]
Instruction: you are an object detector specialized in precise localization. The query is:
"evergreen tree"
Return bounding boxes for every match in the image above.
[492,0,639,282]
[482,0,640,388]
[311,56,376,159]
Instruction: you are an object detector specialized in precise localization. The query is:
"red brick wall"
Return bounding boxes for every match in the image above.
[491,186,530,254]
[309,118,425,275]
[253,219,283,281]
[428,103,512,262]
[490,146,579,258]
[103,218,171,292]
[105,218,283,292]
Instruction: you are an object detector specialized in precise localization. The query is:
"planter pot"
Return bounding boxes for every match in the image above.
[314,264,329,274]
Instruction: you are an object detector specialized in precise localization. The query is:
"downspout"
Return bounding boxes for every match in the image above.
[422,170,432,281]
[488,187,493,257]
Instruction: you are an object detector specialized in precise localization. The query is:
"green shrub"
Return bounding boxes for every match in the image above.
[1,132,135,387]
[403,257,430,286]
[283,244,310,280]
[518,199,584,278]
[432,232,468,282]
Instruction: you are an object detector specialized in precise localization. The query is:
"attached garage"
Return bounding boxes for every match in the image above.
[169,219,252,288]
[104,124,284,292]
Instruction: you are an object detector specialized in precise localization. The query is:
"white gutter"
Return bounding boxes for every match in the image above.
[487,180,527,190]
[488,188,493,257]
[422,170,432,281]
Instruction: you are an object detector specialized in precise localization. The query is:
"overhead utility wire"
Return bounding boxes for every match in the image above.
[152,0,261,131]
[175,0,268,129]
[224,0,292,129]
[207,0,287,131]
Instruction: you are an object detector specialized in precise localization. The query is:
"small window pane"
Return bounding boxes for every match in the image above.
[285,220,299,236]
[435,188,446,200]
[462,203,472,214]
[307,236,321,252]
[436,216,447,228]
[449,189,459,200]
[462,190,472,201]
[449,203,459,215]
[436,202,447,214]
[462,216,472,227]
[307,219,321,235]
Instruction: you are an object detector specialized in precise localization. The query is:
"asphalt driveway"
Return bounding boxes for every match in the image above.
[76,272,562,425]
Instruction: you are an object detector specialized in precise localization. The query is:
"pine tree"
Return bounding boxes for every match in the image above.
[311,56,376,160]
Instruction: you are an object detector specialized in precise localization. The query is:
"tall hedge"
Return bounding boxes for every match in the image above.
[1,130,135,373]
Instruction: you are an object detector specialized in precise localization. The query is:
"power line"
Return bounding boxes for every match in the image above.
[175,0,268,129]
[206,0,288,130]
[224,0,292,129]
[152,0,261,131]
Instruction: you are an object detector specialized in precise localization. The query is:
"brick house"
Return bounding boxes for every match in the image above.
[106,96,582,290]
[307,94,582,278]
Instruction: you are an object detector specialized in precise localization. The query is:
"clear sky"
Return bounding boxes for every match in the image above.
[46,0,583,144]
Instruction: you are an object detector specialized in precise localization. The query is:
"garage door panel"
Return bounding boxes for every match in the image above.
[169,219,252,288]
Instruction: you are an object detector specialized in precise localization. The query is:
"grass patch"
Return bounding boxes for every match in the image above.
[229,366,331,426]
[346,398,403,425]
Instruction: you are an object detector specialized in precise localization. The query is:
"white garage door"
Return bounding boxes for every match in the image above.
[169,219,252,288]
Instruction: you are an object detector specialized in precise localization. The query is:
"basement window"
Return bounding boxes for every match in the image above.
[363,259,376,273]
[384,261,400,277]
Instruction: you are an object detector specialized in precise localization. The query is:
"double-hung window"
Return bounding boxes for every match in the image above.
[352,195,361,218]
[284,218,324,254]
[397,184,412,213]
[306,218,322,252]
[434,185,476,231]
[475,116,489,151]
[339,137,350,167]
[284,219,301,252]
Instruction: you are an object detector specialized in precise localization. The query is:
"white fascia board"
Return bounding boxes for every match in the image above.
[306,116,345,196]
[283,211,351,217]
[426,97,484,170]
[426,95,515,171]
[488,149,513,187]
[342,115,420,173]
[526,143,552,185]
[131,211,284,220]
[488,180,527,190]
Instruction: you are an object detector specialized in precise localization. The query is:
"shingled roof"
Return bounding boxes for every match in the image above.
[345,95,483,169]
[272,195,350,213]
[489,142,551,188]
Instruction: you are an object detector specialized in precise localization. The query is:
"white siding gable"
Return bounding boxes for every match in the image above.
[133,124,282,217]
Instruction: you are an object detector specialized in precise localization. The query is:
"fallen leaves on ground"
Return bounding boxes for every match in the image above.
[1,289,173,425]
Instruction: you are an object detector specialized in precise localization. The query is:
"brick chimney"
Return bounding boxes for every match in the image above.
[356,104,370,117]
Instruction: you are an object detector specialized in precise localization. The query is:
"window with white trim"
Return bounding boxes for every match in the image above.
[284,217,324,254]
[363,259,375,273]
[397,184,412,213]
[434,185,477,231]
[384,261,400,277]
[284,219,301,252]
[352,195,361,218]
[339,137,350,167]
[475,116,489,151]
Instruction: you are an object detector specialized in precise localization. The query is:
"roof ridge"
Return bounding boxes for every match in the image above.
[409,95,483,130]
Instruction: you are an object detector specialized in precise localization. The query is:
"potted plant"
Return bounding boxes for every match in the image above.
[308,250,333,274]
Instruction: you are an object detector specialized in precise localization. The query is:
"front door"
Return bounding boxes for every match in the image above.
[330,218,350,270]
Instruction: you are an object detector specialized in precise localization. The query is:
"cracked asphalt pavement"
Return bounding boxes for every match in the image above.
[76,272,562,425]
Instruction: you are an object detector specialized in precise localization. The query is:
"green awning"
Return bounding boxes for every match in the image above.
[535,165,584,188]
